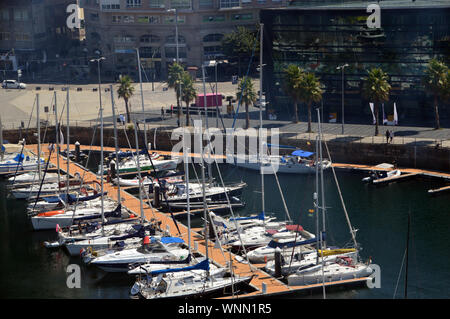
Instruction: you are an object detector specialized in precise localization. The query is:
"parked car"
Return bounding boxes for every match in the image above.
[2,80,26,89]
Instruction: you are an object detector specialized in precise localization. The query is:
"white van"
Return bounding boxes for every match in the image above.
[2,80,26,89]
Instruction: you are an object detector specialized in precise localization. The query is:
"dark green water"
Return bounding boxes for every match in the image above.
[1,164,449,299]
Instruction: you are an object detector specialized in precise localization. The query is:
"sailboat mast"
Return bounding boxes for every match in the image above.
[405,212,410,299]
[133,122,145,223]
[110,84,121,205]
[258,23,265,219]
[0,115,3,161]
[136,48,148,149]
[36,93,41,180]
[99,82,105,235]
[201,64,213,183]
[318,109,326,248]
[183,135,191,255]
[66,87,70,198]
[54,92,61,187]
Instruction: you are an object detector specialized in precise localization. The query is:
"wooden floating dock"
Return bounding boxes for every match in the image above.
[372,172,420,185]
[428,185,450,195]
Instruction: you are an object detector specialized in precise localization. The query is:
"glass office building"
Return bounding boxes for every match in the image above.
[261,2,450,126]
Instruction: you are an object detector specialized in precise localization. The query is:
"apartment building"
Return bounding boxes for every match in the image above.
[80,0,289,79]
[0,0,85,77]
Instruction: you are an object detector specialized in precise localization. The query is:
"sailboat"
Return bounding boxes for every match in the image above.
[286,109,374,287]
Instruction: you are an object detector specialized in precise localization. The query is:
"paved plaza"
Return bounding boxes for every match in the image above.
[1,80,449,148]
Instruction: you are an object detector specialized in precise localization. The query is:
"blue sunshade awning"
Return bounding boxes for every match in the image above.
[291,150,314,157]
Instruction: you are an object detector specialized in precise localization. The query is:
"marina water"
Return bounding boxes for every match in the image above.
[1,163,449,299]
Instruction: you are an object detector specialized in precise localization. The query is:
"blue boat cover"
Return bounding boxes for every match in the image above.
[13,153,24,162]
[158,237,185,244]
[149,258,209,276]
[291,150,314,158]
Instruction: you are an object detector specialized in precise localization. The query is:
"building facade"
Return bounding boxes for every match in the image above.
[0,0,85,79]
[261,1,450,127]
[80,0,289,79]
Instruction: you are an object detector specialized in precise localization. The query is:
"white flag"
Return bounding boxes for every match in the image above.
[59,126,64,146]
[382,103,387,125]
[369,103,376,124]
[393,102,398,125]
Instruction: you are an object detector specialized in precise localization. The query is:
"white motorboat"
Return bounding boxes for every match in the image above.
[87,236,189,272]
[362,169,401,183]
[30,204,122,231]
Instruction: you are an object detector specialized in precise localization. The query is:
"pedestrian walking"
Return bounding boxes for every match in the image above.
[389,130,394,143]
[161,107,165,120]
[385,130,390,144]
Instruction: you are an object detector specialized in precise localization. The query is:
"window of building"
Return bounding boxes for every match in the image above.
[164,15,185,24]
[166,35,186,44]
[199,0,214,8]
[140,35,160,43]
[1,9,9,20]
[149,0,165,8]
[165,47,187,59]
[139,47,161,58]
[114,35,135,43]
[0,32,10,41]
[220,0,240,8]
[203,34,224,42]
[14,8,28,21]
[112,15,121,23]
[102,4,120,9]
[202,15,225,23]
[15,32,31,41]
[231,13,253,21]
[126,0,142,7]
[123,15,135,23]
[170,0,192,9]
[137,16,160,23]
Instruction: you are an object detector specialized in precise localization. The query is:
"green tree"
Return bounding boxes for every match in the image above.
[117,75,135,123]
[362,68,391,136]
[236,76,257,130]
[283,64,305,123]
[180,72,197,126]
[297,72,323,133]
[167,62,184,127]
[222,26,259,77]
[423,59,449,129]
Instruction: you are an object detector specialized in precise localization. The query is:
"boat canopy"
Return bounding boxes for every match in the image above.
[149,258,209,276]
[157,237,185,244]
[116,149,147,159]
[291,150,314,158]
[13,153,25,162]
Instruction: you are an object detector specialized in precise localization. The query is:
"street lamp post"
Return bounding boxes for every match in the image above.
[336,63,349,135]
[167,8,181,126]
[90,56,105,234]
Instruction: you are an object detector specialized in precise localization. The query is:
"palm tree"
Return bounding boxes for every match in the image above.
[283,64,305,123]
[236,76,257,129]
[423,59,449,129]
[296,72,323,133]
[180,72,197,126]
[362,68,391,136]
[117,75,135,123]
[167,62,184,127]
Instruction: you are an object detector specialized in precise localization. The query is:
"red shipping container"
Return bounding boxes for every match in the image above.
[196,93,222,108]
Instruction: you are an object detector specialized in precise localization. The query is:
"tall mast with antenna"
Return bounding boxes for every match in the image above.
[110,84,122,205]
[258,23,265,220]
[54,92,61,187]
